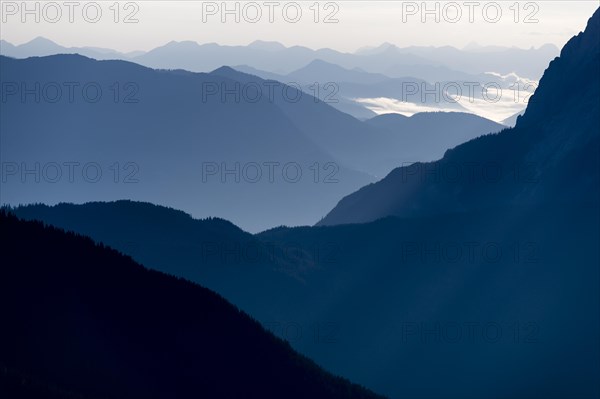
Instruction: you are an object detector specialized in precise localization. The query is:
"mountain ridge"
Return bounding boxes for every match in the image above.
[318,7,600,226]
[0,209,386,399]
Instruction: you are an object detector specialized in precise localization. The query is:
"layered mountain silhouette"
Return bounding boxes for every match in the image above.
[319,8,600,226]
[233,60,529,121]
[11,200,600,398]
[128,40,558,80]
[0,36,142,60]
[366,112,504,162]
[0,210,384,399]
[3,7,598,399]
[1,37,551,121]
[210,66,502,176]
[9,201,313,322]
[2,37,555,78]
[9,8,599,399]
[0,54,374,232]
[1,54,501,231]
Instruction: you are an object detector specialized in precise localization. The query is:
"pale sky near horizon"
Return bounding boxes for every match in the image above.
[1,1,598,53]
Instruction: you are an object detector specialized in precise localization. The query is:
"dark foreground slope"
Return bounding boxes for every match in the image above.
[0,211,384,399]
[9,200,312,322]
[319,8,600,226]
[12,200,600,398]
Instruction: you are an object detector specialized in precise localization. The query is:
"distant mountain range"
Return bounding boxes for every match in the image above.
[0,37,551,121]
[234,59,472,119]
[0,37,558,78]
[0,55,501,231]
[0,36,142,60]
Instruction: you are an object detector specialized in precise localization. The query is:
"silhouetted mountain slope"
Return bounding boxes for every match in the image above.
[286,59,391,85]
[1,364,99,399]
[0,210,385,399]
[210,67,500,177]
[260,204,600,398]
[12,200,600,398]
[0,56,512,232]
[366,112,503,162]
[9,201,313,321]
[319,8,600,226]
[363,113,409,127]
[209,65,405,176]
[500,110,524,127]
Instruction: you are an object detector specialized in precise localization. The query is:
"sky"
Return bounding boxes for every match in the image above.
[1,1,598,53]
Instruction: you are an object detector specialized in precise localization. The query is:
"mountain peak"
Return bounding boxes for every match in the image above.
[210,65,240,76]
[162,40,202,49]
[304,58,339,69]
[0,39,15,49]
[21,36,63,51]
[463,41,481,50]
[248,40,286,51]
[374,42,398,53]
[26,36,57,45]
[355,42,398,55]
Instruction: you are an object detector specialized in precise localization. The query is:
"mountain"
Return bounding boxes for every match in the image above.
[501,110,525,127]
[354,42,397,55]
[3,37,554,81]
[284,60,469,114]
[364,112,410,127]
[0,210,384,399]
[356,42,559,78]
[230,62,382,119]
[365,112,504,162]
[389,44,559,80]
[4,36,65,56]
[8,201,314,322]
[133,40,319,74]
[1,38,541,122]
[11,24,600,384]
[0,54,376,232]
[261,204,600,399]
[286,59,391,85]
[232,64,288,81]
[131,40,555,81]
[231,62,430,119]
[4,9,598,399]
[319,8,600,226]
[248,40,288,52]
[0,36,138,60]
[0,53,506,231]
[233,61,527,122]
[10,201,600,398]
[0,39,17,53]
[208,66,461,177]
